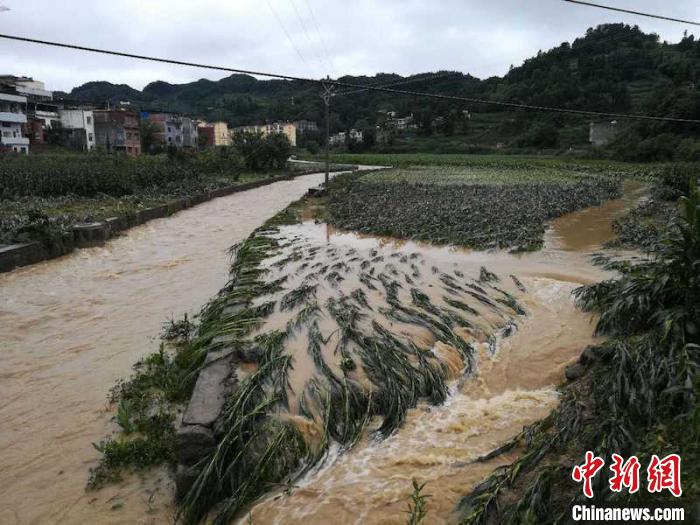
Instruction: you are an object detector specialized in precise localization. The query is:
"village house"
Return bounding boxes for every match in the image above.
[59,108,96,151]
[232,121,297,146]
[93,109,141,156]
[329,128,363,146]
[147,113,198,149]
[589,120,619,147]
[293,119,319,134]
[197,120,230,147]
[393,114,415,130]
[0,76,59,147]
[0,91,29,154]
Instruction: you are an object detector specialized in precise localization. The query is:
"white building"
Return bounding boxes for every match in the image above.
[60,109,96,151]
[329,128,363,146]
[0,92,29,154]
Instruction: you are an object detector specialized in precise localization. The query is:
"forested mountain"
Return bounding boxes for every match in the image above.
[65,24,700,159]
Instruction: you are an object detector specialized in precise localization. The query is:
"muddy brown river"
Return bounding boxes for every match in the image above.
[0,176,643,525]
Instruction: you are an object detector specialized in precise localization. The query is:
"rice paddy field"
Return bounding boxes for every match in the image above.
[327,164,623,250]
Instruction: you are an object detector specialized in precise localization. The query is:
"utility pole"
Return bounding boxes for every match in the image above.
[321,76,334,187]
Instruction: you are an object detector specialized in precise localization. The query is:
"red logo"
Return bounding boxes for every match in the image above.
[572,451,605,498]
[572,452,682,498]
[647,454,682,497]
[609,454,641,494]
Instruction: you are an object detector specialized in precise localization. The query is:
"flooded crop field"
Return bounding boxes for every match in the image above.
[1,161,669,525]
[327,165,622,250]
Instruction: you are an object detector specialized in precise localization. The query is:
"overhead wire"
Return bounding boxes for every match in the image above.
[265,0,316,75]
[288,0,328,78]
[562,0,700,27]
[0,33,698,123]
[301,0,337,77]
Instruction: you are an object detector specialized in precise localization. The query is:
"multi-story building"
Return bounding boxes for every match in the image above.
[329,128,363,146]
[589,120,619,147]
[232,121,297,146]
[0,92,29,154]
[198,121,230,147]
[293,119,319,134]
[393,114,415,130]
[147,113,198,149]
[198,124,215,148]
[93,109,141,156]
[0,76,59,147]
[59,109,96,151]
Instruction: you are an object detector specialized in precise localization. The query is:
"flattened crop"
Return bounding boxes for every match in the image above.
[328,166,621,251]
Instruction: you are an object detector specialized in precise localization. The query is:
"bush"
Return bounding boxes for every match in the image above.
[231,131,292,171]
[676,138,700,162]
[655,163,699,200]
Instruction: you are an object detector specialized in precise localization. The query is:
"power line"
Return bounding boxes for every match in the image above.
[288,0,328,77]
[336,71,462,97]
[562,0,700,27]
[1,32,699,123]
[265,0,315,74]
[302,0,337,77]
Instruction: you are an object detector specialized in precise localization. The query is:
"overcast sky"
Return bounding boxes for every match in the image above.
[1,0,699,92]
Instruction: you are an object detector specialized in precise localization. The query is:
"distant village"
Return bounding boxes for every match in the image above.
[0,75,325,156]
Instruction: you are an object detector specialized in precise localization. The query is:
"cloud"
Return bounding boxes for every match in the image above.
[0,0,698,91]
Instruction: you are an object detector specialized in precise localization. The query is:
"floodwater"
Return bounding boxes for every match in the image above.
[0,173,643,525]
[243,229,609,525]
[0,172,343,525]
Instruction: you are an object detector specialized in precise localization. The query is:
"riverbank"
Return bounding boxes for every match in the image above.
[0,160,355,273]
[0,170,350,525]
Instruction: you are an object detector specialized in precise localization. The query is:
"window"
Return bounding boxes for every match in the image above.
[2,131,11,138]
[86,116,92,125]
[88,133,94,141]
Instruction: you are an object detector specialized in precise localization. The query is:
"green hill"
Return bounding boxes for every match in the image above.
[65,24,700,160]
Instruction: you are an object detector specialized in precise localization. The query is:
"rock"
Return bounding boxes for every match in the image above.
[236,344,264,363]
[175,464,201,500]
[176,424,215,466]
[579,346,599,366]
[591,344,615,363]
[182,351,232,427]
[565,363,586,381]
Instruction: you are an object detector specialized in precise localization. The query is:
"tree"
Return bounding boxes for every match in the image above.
[139,119,161,154]
[232,130,266,170]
